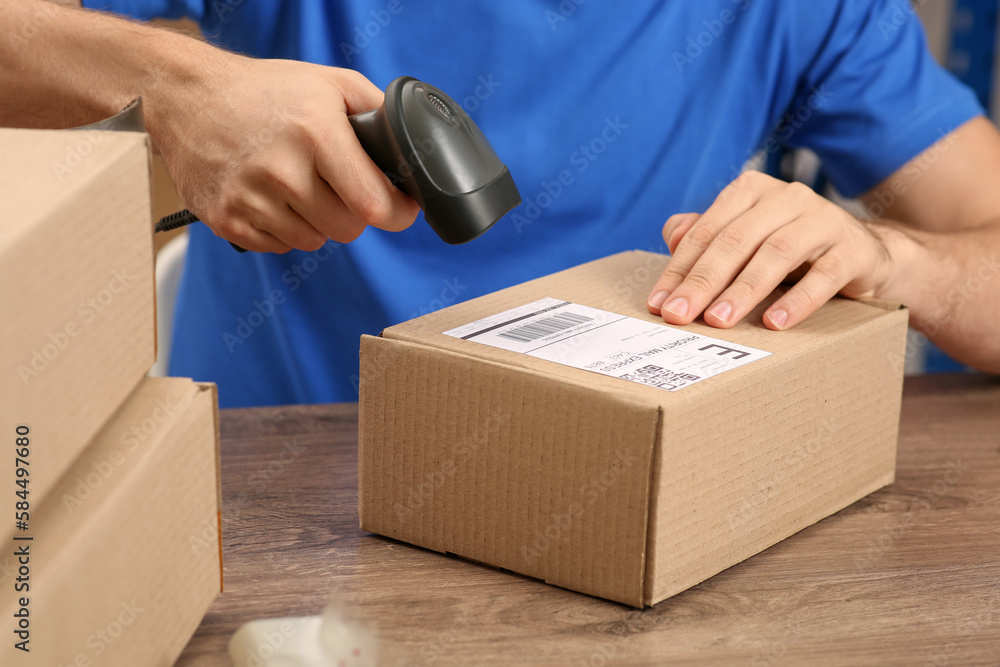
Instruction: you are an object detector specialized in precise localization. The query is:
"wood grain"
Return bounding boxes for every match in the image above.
[175,375,1000,666]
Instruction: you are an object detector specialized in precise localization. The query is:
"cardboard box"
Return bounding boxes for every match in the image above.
[0,128,156,512]
[359,251,907,606]
[2,377,222,666]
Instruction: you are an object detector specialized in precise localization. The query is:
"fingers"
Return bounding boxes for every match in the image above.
[763,252,854,330]
[645,172,889,331]
[210,185,324,252]
[319,69,420,232]
[663,212,700,254]
[337,68,386,115]
[647,174,777,314]
[701,220,829,327]
[166,61,424,254]
[648,213,699,313]
[215,219,293,254]
[315,112,420,232]
[649,180,814,323]
[290,173,368,244]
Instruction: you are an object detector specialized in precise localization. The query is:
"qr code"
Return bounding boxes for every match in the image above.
[620,365,701,391]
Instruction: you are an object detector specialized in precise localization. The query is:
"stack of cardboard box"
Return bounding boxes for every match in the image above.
[0,128,221,664]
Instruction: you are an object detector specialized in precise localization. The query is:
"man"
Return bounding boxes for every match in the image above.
[2,0,997,407]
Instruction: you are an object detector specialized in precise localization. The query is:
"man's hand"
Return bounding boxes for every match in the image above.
[148,57,420,253]
[0,0,419,253]
[646,171,893,330]
[646,117,1000,373]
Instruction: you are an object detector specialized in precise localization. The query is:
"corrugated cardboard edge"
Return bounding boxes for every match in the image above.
[359,334,660,607]
[139,133,159,363]
[642,304,909,605]
[198,381,225,593]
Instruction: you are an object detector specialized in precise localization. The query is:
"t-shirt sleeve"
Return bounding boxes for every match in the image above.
[781,0,984,198]
[81,0,206,23]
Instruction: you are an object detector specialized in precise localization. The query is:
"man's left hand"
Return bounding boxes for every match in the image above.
[647,171,893,330]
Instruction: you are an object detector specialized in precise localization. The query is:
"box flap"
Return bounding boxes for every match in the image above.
[381,251,905,406]
[196,381,224,592]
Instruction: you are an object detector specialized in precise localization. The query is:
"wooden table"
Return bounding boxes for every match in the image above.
[176,375,1000,666]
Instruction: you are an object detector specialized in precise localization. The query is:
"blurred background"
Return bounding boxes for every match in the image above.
[148,1,1000,375]
[772,0,999,373]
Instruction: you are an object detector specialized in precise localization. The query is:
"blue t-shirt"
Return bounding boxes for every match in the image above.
[86,0,982,407]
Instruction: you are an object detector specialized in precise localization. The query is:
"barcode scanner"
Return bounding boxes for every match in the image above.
[154,76,521,249]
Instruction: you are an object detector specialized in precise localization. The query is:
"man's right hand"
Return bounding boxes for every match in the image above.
[1,1,419,253]
[148,56,420,253]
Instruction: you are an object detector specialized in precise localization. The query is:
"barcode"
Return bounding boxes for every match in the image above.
[619,365,701,391]
[498,311,594,343]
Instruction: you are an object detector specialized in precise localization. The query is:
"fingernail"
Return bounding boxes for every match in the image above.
[707,301,732,324]
[648,290,669,310]
[663,297,689,318]
[768,309,788,329]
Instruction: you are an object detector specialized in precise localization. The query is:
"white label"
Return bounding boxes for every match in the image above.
[443,297,771,392]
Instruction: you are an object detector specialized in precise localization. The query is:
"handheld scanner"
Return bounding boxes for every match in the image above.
[348,76,521,245]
